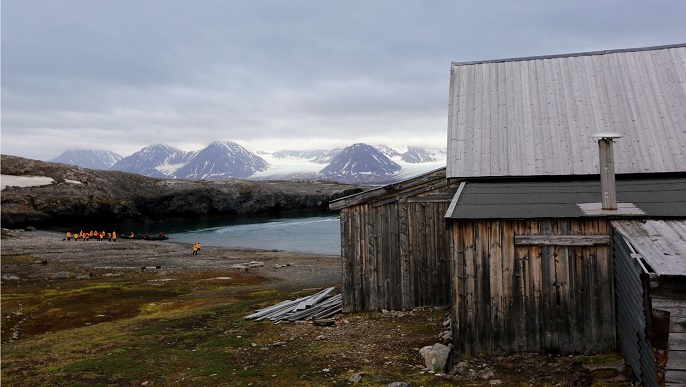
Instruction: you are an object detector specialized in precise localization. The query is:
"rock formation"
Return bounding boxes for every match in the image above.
[1,155,365,229]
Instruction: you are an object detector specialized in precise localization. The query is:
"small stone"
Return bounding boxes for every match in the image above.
[349,372,363,383]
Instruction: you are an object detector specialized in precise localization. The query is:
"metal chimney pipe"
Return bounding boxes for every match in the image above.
[592,132,622,210]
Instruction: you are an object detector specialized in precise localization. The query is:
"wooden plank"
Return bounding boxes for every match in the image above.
[666,369,686,386]
[652,298,686,316]
[436,203,450,305]
[522,220,540,351]
[501,221,517,351]
[490,220,504,353]
[328,168,447,210]
[399,199,411,309]
[408,204,418,307]
[364,205,377,310]
[355,207,364,311]
[514,234,610,246]
[556,222,572,353]
[672,317,686,333]
[340,209,353,312]
[452,222,465,352]
[464,221,477,354]
[477,221,491,352]
[640,220,686,276]
[596,220,615,352]
[614,221,684,277]
[671,332,686,351]
[371,179,450,207]
[667,350,686,372]
[540,221,558,351]
[375,205,385,310]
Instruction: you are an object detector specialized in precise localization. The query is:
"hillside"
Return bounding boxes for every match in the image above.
[0,155,365,229]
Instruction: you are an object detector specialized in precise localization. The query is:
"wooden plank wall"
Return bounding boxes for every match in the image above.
[652,287,686,386]
[450,218,616,355]
[340,199,451,312]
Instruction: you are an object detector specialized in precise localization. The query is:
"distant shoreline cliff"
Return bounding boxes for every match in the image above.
[1,155,365,229]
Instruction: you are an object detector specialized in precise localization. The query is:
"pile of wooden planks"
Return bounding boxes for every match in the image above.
[244,287,342,323]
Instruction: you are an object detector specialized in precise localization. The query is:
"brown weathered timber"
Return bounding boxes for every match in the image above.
[337,173,457,312]
[514,234,611,246]
[450,218,615,355]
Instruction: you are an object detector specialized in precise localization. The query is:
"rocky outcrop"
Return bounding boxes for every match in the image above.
[1,155,365,229]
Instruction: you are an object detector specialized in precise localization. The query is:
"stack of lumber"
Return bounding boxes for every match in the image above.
[244,287,342,323]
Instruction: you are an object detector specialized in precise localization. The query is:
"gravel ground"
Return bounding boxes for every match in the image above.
[1,228,639,386]
[0,228,342,290]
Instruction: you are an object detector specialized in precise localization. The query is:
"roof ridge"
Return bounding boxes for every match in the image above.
[451,43,686,67]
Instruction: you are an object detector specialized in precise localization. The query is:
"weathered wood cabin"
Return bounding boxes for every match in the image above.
[330,44,686,381]
[329,167,458,312]
[444,43,686,357]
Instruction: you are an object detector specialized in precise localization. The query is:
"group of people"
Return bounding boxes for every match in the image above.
[65,230,117,241]
[192,242,202,255]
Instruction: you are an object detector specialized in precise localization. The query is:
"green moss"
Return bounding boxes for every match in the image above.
[574,352,624,365]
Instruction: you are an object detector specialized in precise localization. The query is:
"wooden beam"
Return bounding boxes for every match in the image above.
[329,167,447,209]
[514,234,610,246]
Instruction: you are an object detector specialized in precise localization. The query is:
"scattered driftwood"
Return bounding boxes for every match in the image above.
[244,287,342,323]
[230,261,265,270]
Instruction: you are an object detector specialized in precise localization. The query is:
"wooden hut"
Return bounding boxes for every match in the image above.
[332,44,686,368]
[444,44,686,356]
[329,168,459,312]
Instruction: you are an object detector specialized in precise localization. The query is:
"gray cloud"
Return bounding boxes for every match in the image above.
[2,0,685,159]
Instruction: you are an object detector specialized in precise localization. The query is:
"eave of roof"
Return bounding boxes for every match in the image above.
[612,219,686,277]
[446,174,686,220]
[329,167,447,210]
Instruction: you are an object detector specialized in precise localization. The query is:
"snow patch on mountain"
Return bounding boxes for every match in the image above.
[51,149,123,170]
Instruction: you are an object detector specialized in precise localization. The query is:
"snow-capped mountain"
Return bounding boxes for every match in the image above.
[48,142,446,184]
[318,143,402,184]
[401,146,440,163]
[376,145,402,160]
[51,149,123,170]
[110,144,192,178]
[174,141,270,179]
[269,149,342,164]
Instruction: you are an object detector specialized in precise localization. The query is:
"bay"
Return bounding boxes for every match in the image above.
[124,213,342,256]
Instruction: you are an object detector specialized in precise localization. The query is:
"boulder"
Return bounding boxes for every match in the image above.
[419,343,451,373]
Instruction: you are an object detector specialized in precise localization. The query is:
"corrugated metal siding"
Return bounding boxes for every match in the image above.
[613,230,659,387]
[447,44,686,178]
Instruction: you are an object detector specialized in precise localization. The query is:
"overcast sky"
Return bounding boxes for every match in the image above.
[2,1,685,160]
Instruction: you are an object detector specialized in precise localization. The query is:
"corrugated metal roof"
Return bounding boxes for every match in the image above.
[446,44,686,178]
[612,219,686,277]
[446,175,686,219]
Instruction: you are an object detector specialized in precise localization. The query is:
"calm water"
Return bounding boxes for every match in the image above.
[126,213,342,255]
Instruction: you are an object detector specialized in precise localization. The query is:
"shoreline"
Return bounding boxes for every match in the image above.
[1,228,342,290]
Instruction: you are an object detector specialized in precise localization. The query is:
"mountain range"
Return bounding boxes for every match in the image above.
[49,141,446,184]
